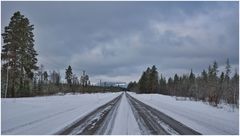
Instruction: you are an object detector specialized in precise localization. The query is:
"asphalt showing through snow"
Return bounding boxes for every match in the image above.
[56,93,123,135]
[56,92,201,135]
[126,92,201,135]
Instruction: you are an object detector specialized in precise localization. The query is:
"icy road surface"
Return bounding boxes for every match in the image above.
[57,93,123,135]
[111,93,141,135]
[129,92,239,135]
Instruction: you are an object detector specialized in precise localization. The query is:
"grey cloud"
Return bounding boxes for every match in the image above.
[1,2,239,83]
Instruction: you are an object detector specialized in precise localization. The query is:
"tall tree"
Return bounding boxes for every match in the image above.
[65,65,73,85]
[43,71,48,83]
[138,71,148,93]
[189,69,195,84]
[167,77,174,95]
[207,61,219,106]
[145,67,151,93]
[225,58,231,82]
[231,70,239,106]
[173,74,179,96]
[1,11,38,97]
[188,69,196,98]
[149,65,159,93]
[159,74,167,94]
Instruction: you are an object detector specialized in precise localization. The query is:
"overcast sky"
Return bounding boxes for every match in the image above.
[1,1,239,84]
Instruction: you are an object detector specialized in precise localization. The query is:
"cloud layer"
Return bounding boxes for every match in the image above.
[2,2,239,84]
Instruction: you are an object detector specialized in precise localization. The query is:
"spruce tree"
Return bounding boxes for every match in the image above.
[207,61,219,106]
[225,58,231,82]
[231,70,239,105]
[189,69,195,84]
[201,70,208,82]
[43,71,48,83]
[149,65,159,93]
[173,74,179,96]
[159,74,167,94]
[145,67,151,93]
[188,69,196,98]
[138,71,147,93]
[65,65,73,85]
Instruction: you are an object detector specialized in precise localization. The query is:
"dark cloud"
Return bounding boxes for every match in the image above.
[1,2,239,84]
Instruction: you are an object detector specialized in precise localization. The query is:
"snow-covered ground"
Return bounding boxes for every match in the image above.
[111,93,140,135]
[1,92,121,135]
[2,91,239,135]
[129,92,239,135]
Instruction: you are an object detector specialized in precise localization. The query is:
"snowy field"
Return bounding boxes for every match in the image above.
[129,92,239,135]
[1,92,121,135]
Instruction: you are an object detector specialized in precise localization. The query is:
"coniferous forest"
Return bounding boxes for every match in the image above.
[128,62,239,107]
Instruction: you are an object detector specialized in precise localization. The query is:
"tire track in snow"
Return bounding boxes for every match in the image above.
[2,94,120,134]
[126,93,201,135]
[56,93,123,135]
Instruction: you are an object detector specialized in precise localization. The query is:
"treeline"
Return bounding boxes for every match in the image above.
[128,61,239,106]
[1,11,122,98]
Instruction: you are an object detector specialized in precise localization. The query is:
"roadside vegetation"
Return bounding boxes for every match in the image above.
[128,62,239,107]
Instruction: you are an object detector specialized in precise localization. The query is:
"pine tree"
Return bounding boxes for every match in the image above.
[167,77,174,95]
[202,70,208,82]
[220,72,225,83]
[207,61,219,106]
[231,70,239,106]
[189,69,195,84]
[188,69,196,98]
[43,71,48,81]
[149,65,159,93]
[1,11,38,97]
[173,74,179,96]
[225,58,231,82]
[197,69,207,100]
[145,67,151,93]
[65,65,73,85]
[212,61,219,78]
[159,74,167,94]
[218,72,225,100]
[138,71,148,93]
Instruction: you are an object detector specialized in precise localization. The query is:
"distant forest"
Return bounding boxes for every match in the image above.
[128,61,239,107]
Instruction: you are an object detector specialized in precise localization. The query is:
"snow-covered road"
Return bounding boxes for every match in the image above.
[129,92,239,135]
[1,91,238,135]
[126,93,200,135]
[57,93,123,135]
[111,92,140,135]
